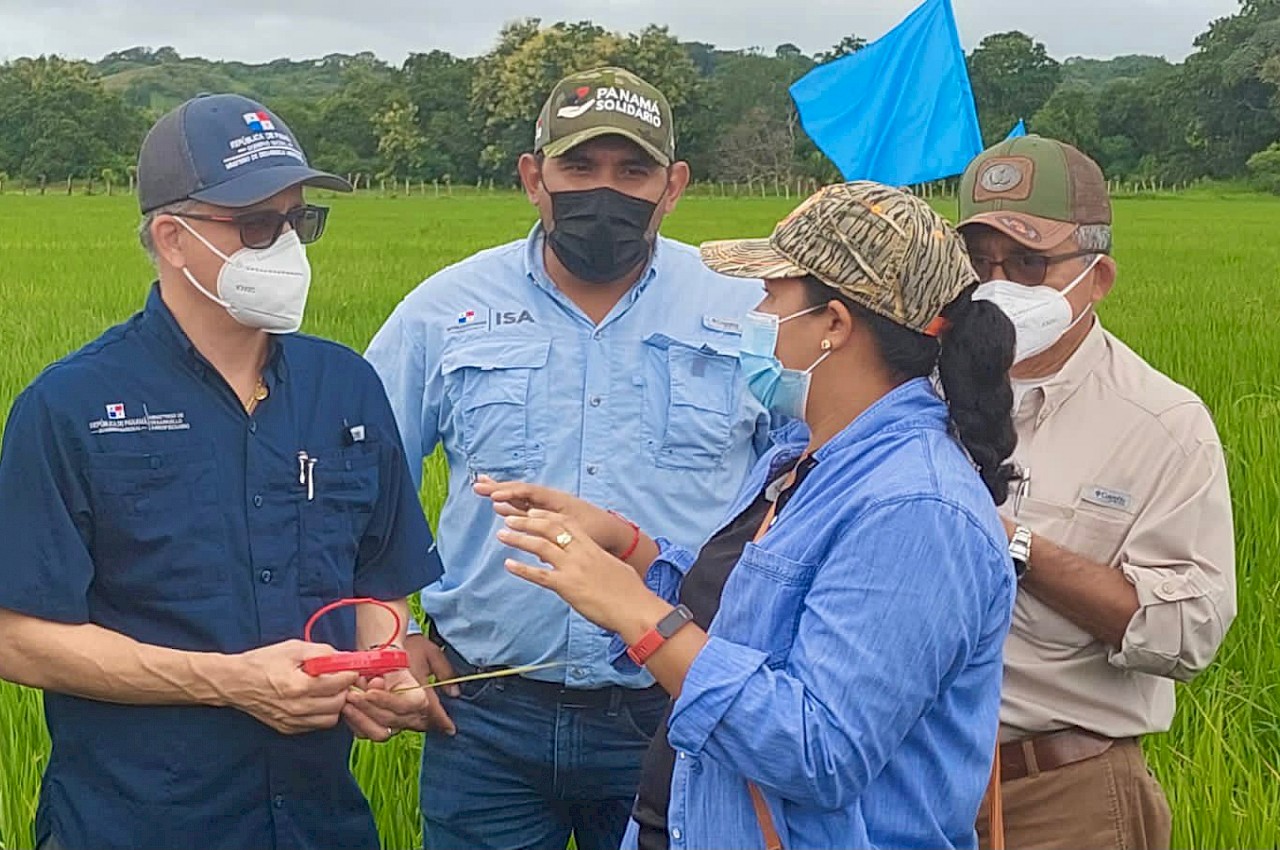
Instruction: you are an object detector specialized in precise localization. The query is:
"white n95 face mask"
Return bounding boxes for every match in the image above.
[176,218,312,334]
[973,254,1103,364]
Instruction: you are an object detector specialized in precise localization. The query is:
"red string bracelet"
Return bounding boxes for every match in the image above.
[608,510,642,560]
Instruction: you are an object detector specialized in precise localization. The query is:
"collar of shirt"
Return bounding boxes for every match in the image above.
[729,382,947,530]
[1021,320,1109,424]
[701,418,810,539]
[813,377,948,464]
[138,282,288,387]
[765,417,811,477]
[522,222,660,306]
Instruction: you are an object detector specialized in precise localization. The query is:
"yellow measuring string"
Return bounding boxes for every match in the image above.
[381,662,567,694]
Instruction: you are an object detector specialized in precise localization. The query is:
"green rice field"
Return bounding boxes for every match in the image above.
[0,191,1277,849]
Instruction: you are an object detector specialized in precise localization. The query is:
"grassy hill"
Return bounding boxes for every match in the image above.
[93,47,379,112]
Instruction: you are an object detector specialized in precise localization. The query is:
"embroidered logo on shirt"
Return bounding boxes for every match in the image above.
[1079,485,1134,512]
[494,309,535,327]
[702,315,742,335]
[447,308,489,334]
[89,405,190,435]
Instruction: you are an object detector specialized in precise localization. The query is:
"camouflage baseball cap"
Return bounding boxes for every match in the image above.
[534,67,675,166]
[701,182,977,336]
[958,135,1111,250]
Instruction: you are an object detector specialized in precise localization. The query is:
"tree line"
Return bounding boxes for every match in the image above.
[2,1,1280,193]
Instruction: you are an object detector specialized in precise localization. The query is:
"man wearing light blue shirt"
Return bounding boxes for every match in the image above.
[365,66,768,850]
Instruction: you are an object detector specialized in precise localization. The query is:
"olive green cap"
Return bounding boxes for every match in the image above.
[534,67,675,166]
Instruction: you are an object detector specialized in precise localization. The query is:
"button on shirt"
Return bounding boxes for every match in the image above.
[1000,322,1236,740]
[616,381,1016,850]
[0,286,439,850]
[365,226,769,688]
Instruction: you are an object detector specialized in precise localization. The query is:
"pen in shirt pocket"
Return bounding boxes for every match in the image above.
[1013,466,1031,516]
[297,451,317,501]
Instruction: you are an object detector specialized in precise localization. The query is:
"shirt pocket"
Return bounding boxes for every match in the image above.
[1064,503,1133,567]
[714,542,819,666]
[1009,496,1127,650]
[299,445,380,599]
[442,336,550,477]
[85,447,229,600]
[643,333,740,471]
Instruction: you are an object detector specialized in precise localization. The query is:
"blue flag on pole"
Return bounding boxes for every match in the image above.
[790,0,982,186]
[1006,119,1028,139]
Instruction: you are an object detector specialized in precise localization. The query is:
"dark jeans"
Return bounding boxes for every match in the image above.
[420,648,669,850]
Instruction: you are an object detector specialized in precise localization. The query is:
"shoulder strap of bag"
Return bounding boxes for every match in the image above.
[745,472,794,849]
[751,469,793,544]
[748,781,784,850]
[987,744,1006,850]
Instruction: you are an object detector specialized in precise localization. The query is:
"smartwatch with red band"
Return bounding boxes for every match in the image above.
[627,604,695,666]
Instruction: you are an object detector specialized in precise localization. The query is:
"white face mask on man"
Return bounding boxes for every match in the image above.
[972,253,1103,364]
[175,217,312,334]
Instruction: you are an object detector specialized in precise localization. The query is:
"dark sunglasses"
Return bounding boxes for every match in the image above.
[175,204,329,250]
[969,249,1098,286]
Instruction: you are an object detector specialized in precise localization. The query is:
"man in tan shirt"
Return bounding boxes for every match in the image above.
[957,135,1236,850]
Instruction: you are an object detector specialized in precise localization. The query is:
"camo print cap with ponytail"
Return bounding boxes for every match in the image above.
[700,181,977,337]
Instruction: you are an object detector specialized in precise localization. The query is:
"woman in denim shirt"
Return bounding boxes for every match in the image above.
[481,182,1019,849]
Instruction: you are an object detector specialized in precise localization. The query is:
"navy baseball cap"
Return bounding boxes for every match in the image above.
[138,93,351,213]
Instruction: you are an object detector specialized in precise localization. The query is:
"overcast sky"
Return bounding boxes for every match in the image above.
[0,0,1241,65]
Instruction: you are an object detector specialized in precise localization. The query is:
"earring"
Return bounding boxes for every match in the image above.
[821,339,833,351]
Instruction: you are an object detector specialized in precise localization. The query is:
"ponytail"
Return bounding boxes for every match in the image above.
[937,286,1018,504]
[800,277,1018,505]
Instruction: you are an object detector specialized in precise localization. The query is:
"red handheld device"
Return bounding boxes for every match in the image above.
[300,597,410,677]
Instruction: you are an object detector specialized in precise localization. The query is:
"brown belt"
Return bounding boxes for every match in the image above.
[999,728,1134,782]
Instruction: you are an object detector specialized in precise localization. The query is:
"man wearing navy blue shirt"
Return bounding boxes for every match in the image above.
[0,94,440,850]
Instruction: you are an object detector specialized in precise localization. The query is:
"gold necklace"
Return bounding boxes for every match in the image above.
[244,377,269,414]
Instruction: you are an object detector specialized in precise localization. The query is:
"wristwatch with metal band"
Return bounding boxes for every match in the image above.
[1009,525,1033,580]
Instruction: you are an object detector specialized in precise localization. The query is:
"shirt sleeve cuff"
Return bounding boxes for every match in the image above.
[1108,562,1216,679]
[665,636,769,756]
[609,538,698,673]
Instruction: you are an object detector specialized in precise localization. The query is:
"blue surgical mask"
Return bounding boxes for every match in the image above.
[739,306,830,419]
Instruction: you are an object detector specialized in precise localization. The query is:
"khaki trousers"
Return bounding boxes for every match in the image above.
[977,738,1172,850]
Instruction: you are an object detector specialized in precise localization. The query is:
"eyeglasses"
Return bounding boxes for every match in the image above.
[174,204,329,250]
[969,249,1099,286]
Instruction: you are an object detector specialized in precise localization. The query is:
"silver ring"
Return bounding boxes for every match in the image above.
[386,726,395,739]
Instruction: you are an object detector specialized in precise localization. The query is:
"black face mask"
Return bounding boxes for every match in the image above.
[545,186,660,284]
